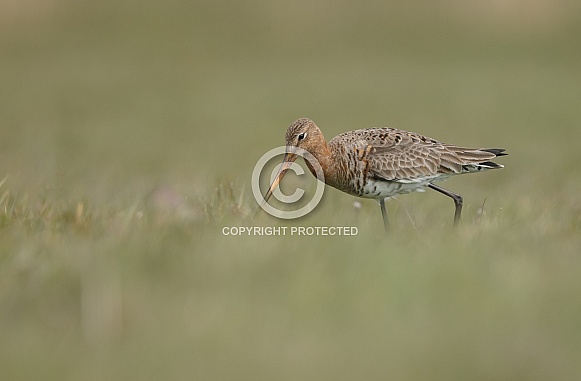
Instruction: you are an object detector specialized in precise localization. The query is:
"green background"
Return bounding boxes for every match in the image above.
[1,0,580,379]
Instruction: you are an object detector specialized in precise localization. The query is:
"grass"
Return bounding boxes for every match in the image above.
[1,0,581,380]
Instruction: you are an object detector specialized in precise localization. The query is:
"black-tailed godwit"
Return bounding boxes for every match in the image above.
[261,118,506,230]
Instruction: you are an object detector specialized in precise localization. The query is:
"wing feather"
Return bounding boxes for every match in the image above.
[330,128,503,182]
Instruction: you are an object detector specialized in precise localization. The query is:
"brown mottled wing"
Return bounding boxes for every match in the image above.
[336,128,499,182]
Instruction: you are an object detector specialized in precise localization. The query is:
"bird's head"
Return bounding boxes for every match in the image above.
[284,117,325,156]
[261,118,325,205]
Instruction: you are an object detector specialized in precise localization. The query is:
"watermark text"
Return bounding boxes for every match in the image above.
[222,226,358,236]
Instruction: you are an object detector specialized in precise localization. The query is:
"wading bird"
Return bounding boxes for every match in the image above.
[261,118,506,231]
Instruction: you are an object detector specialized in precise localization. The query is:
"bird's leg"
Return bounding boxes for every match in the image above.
[379,198,390,233]
[428,184,463,226]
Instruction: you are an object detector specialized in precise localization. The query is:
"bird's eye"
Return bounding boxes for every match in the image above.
[298,132,307,141]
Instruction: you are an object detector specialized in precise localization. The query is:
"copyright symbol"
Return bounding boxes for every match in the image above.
[252,146,325,219]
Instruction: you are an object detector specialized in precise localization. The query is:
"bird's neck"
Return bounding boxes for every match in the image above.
[305,141,333,181]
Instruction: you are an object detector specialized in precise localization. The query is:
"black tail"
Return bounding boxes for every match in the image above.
[482,148,507,157]
[477,161,503,169]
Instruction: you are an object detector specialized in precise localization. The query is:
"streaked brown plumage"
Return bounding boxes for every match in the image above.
[262,118,506,230]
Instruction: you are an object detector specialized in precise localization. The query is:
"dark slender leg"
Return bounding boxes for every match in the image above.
[379,198,390,233]
[428,184,463,226]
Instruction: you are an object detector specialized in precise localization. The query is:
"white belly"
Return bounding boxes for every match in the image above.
[359,176,447,199]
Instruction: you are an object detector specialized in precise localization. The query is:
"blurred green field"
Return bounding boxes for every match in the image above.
[1,0,581,379]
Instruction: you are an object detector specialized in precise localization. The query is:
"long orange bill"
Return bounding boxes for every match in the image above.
[257,151,298,213]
